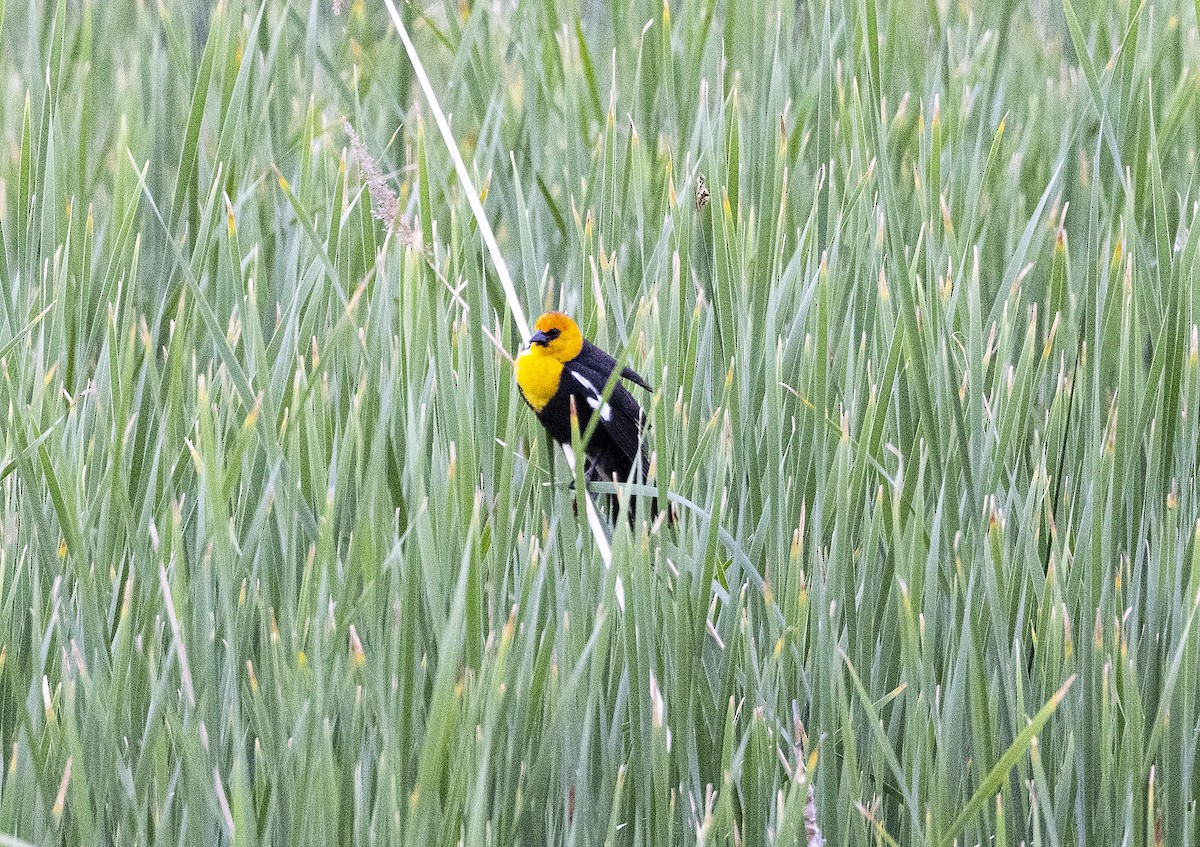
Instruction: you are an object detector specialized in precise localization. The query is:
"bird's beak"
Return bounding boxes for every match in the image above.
[528,329,550,347]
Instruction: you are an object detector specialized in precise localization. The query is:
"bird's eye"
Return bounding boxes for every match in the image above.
[545,328,561,341]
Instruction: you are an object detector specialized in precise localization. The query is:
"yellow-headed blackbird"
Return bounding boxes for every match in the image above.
[516,312,653,491]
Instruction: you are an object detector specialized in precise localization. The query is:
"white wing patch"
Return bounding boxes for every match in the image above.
[571,371,613,421]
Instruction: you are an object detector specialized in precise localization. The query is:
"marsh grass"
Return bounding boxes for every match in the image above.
[1,0,1199,844]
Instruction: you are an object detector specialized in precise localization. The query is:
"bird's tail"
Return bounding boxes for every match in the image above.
[585,450,672,527]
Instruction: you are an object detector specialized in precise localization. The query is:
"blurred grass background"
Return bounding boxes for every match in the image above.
[1,0,1199,844]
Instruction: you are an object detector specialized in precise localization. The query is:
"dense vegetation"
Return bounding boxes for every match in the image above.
[1,0,1198,844]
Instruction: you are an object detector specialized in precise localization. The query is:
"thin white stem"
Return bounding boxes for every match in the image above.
[380,0,528,341]
[381,0,617,592]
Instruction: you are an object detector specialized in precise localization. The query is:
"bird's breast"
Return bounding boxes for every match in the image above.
[515,350,563,413]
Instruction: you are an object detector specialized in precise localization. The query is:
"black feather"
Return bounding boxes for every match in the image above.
[534,355,650,482]
[524,335,664,522]
[571,364,646,473]
[579,340,653,392]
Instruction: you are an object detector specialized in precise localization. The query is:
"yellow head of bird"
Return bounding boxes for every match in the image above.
[526,312,584,363]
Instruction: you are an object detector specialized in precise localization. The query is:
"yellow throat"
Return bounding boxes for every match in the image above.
[516,346,563,412]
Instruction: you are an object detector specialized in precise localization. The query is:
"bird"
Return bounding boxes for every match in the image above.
[515,311,656,513]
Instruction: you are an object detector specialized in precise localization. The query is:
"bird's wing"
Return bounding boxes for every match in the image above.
[619,364,652,392]
[563,356,648,471]
[580,340,652,391]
